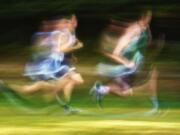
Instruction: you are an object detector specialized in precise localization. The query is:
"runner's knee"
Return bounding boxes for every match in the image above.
[71,73,84,84]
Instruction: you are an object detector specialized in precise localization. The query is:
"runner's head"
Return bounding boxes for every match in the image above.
[138,10,152,28]
[65,14,78,32]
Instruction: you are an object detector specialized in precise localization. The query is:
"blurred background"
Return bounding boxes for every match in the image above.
[0,0,180,122]
[0,0,180,135]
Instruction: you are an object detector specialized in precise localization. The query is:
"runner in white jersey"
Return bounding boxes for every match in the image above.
[3,15,84,113]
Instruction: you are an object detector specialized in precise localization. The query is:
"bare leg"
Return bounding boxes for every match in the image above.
[52,74,83,112]
[56,72,84,113]
[53,76,77,103]
[94,68,159,112]
[147,68,158,97]
[106,68,158,98]
[62,72,84,103]
[10,81,55,95]
[63,80,76,103]
[147,68,159,110]
[127,68,159,110]
[108,83,133,97]
[127,68,158,97]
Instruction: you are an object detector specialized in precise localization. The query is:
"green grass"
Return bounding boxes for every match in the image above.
[0,46,180,135]
[0,81,180,135]
[0,106,180,135]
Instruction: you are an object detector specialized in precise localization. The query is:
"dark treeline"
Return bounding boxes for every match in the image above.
[0,0,180,46]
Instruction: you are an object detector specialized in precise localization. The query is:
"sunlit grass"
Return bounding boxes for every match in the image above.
[0,111,180,135]
[0,45,180,135]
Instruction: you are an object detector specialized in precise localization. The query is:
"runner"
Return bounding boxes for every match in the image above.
[91,11,159,113]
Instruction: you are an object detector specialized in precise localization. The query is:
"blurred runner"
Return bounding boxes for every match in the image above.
[2,14,84,113]
[91,11,159,113]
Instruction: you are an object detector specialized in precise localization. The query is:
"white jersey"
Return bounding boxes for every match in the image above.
[66,31,77,47]
[49,29,77,53]
[40,29,76,62]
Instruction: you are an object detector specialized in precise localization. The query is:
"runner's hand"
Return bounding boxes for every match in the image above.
[126,61,135,68]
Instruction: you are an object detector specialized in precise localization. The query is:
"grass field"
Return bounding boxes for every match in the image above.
[0,109,180,135]
[0,100,180,135]
[0,0,180,134]
[0,45,180,135]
